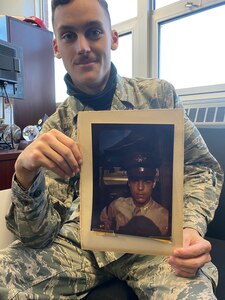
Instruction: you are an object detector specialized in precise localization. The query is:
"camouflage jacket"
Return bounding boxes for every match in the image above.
[7,75,223,266]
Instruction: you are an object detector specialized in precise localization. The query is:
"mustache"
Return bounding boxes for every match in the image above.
[74,54,97,65]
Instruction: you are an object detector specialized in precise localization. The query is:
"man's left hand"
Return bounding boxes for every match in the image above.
[168,227,211,278]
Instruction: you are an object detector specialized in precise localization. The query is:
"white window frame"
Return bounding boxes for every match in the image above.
[111,0,151,78]
[34,0,44,20]
[151,0,225,104]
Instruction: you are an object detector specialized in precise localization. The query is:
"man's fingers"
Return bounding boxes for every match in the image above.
[51,129,82,165]
[168,253,211,275]
[15,129,83,190]
[38,130,82,175]
[43,142,79,176]
[173,267,198,278]
[41,149,77,177]
[174,240,211,259]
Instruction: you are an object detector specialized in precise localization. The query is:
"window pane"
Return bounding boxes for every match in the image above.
[111,33,132,78]
[46,0,53,31]
[154,0,180,9]
[107,0,137,25]
[54,59,67,103]
[159,4,225,89]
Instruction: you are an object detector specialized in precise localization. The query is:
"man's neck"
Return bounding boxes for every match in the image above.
[133,197,153,208]
[64,63,117,110]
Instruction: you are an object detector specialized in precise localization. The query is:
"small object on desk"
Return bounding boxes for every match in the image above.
[22,125,39,141]
[0,124,21,150]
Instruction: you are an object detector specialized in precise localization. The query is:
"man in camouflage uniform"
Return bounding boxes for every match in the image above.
[0,0,223,299]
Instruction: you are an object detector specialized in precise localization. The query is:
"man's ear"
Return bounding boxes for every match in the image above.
[111,29,119,51]
[53,38,61,59]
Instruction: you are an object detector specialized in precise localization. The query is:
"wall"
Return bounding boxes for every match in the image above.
[0,0,41,18]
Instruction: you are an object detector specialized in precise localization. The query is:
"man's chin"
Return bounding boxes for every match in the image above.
[134,199,148,205]
[76,77,105,93]
[73,76,97,91]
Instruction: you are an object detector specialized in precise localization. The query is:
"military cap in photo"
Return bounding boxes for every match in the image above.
[124,152,159,180]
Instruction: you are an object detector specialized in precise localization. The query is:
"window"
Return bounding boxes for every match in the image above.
[159,4,225,90]
[54,59,67,103]
[107,0,137,78]
[154,0,180,9]
[42,0,66,103]
[107,0,137,25]
[111,33,133,78]
[151,0,225,105]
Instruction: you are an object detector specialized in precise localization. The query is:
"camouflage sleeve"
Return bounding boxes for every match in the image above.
[6,171,73,248]
[174,91,224,236]
[5,109,75,248]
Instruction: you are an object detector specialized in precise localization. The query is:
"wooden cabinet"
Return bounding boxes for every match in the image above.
[0,15,56,130]
[0,150,22,190]
[0,16,56,189]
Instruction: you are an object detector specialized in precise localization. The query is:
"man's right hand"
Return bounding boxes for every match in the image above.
[15,129,82,190]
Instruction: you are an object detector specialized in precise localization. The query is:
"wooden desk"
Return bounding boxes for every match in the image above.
[0,150,22,190]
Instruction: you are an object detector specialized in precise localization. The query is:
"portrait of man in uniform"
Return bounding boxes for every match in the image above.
[100,151,169,238]
[90,122,174,240]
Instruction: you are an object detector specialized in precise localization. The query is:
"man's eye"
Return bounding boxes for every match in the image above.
[87,29,103,40]
[146,180,153,184]
[130,180,138,184]
[61,32,76,42]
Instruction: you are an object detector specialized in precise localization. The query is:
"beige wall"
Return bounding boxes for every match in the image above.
[0,189,15,249]
[0,0,42,19]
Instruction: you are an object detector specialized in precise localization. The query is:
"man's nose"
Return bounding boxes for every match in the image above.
[77,35,91,55]
[137,180,144,190]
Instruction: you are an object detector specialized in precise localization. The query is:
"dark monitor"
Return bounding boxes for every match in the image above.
[0,39,24,99]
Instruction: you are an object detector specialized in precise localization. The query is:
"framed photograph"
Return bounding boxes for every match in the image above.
[78,109,184,256]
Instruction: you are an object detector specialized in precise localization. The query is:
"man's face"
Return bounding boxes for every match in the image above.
[53,0,118,94]
[128,179,155,207]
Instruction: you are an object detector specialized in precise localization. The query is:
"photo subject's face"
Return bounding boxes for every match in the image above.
[128,179,155,206]
[53,0,118,94]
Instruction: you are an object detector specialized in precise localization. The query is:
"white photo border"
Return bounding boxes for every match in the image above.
[78,109,184,256]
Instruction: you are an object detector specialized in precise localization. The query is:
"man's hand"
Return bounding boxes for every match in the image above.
[15,129,82,190]
[168,227,211,278]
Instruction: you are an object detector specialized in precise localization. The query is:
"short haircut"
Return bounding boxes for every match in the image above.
[51,0,111,26]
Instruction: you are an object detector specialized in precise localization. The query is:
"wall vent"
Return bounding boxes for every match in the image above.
[184,103,225,128]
